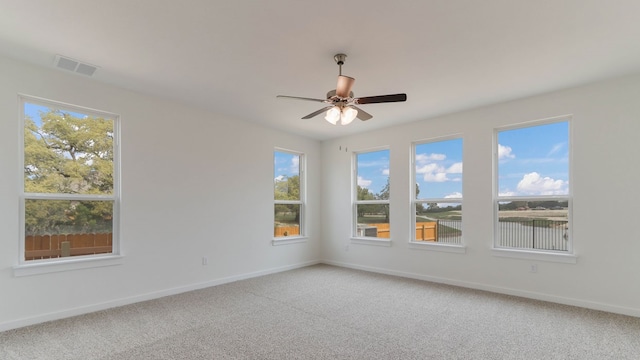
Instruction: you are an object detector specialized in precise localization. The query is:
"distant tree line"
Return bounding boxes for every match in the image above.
[498,200,568,210]
[420,204,462,213]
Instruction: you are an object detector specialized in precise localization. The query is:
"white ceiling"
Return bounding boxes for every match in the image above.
[1,1,639,140]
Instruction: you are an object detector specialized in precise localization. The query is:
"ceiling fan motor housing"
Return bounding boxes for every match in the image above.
[334,53,347,66]
[326,90,354,100]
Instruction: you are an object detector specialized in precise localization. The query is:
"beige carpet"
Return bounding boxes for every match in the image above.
[1,264,639,359]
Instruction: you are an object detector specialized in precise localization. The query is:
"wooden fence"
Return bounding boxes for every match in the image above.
[372,223,390,238]
[25,233,112,261]
[274,226,300,237]
[415,222,437,241]
[355,222,438,241]
[273,223,432,239]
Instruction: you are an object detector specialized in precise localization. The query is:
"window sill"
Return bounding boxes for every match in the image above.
[13,254,124,277]
[408,241,466,253]
[350,237,392,247]
[492,248,577,264]
[272,236,308,246]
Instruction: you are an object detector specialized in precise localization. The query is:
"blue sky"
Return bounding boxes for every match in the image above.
[24,103,49,126]
[274,151,299,181]
[415,138,463,200]
[356,149,389,196]
[356,143,464,200]
[355,121,568,201]
[498,121,569,196]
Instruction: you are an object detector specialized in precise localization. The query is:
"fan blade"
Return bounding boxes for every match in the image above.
[277,95,328,103]
[335,75,355,98]
[302,106,334,119]
[352,106,373,121]
[354,93,407,105]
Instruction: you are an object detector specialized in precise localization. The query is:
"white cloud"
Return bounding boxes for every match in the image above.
[436,192,463,207]
[498,144,515,160]
[417,163,447,182]
[382,168,389,176]
[274,175,286,182]
[424,172,449,182]
[444,192,462,199]
[416,153,446,164]
[446,162,463,174]
[416,163,439,174]
[357,176,372,188]
[498,190,517,197]
[290,156,299,171]
[416,161,463,183]
[516,172,568,195]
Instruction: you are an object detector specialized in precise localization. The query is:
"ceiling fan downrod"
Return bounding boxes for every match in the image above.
[334,53,347,76]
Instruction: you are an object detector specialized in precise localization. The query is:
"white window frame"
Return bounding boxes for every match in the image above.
[410,136,465,253]
[492,115,576,264]
[351,147,391,246]
[15,95,122,276]
[273,148,307,246]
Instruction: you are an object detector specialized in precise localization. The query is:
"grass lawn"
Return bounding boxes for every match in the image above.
[417,210,461,221]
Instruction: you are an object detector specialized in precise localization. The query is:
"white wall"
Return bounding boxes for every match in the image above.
[2,53,639,332]
[321,74,640,316]
[0,55,321,331]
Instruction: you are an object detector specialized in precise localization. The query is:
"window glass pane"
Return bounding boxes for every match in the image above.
[25,199,114,235]
[497,202,569,251]
[356,204,389,238]
[274,203,300,237]
[496,120,570,252]
[415,139,462,200]
[415,203,462,244]
[274,151,300,201]
[497,122,568,197]
[24,102,114,195]
[273,150,304,239]
[356,149,389,200]
[24,199,113,260]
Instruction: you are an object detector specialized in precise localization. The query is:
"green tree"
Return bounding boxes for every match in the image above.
[378,177,390,200]
[357,185,375,201]
[24,109,114,235]
[415,183,425,213]
[376,177,390,222]
[274,175,299,201]
[356,186,377,219]
[274,175,301,224]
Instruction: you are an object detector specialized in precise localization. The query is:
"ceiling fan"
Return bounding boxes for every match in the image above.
[277,54,407,125]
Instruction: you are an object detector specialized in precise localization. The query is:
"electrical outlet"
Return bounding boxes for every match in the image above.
[530,264,538,273]
[202,257,208,266]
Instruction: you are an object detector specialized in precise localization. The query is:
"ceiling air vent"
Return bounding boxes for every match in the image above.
[54,55,99,77]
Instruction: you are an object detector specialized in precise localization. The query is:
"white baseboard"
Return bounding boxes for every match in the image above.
[0,260,320,332]
[321,260,640,318]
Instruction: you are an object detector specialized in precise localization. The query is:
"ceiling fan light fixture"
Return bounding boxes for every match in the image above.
[340,107,358,125]
[325,106,341,125]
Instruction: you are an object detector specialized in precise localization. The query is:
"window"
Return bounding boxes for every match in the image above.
[20,96,119,263]
[274,149,304,239]
[353,149,390,240]
[412,137,463,246]
[495,118,571,254]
